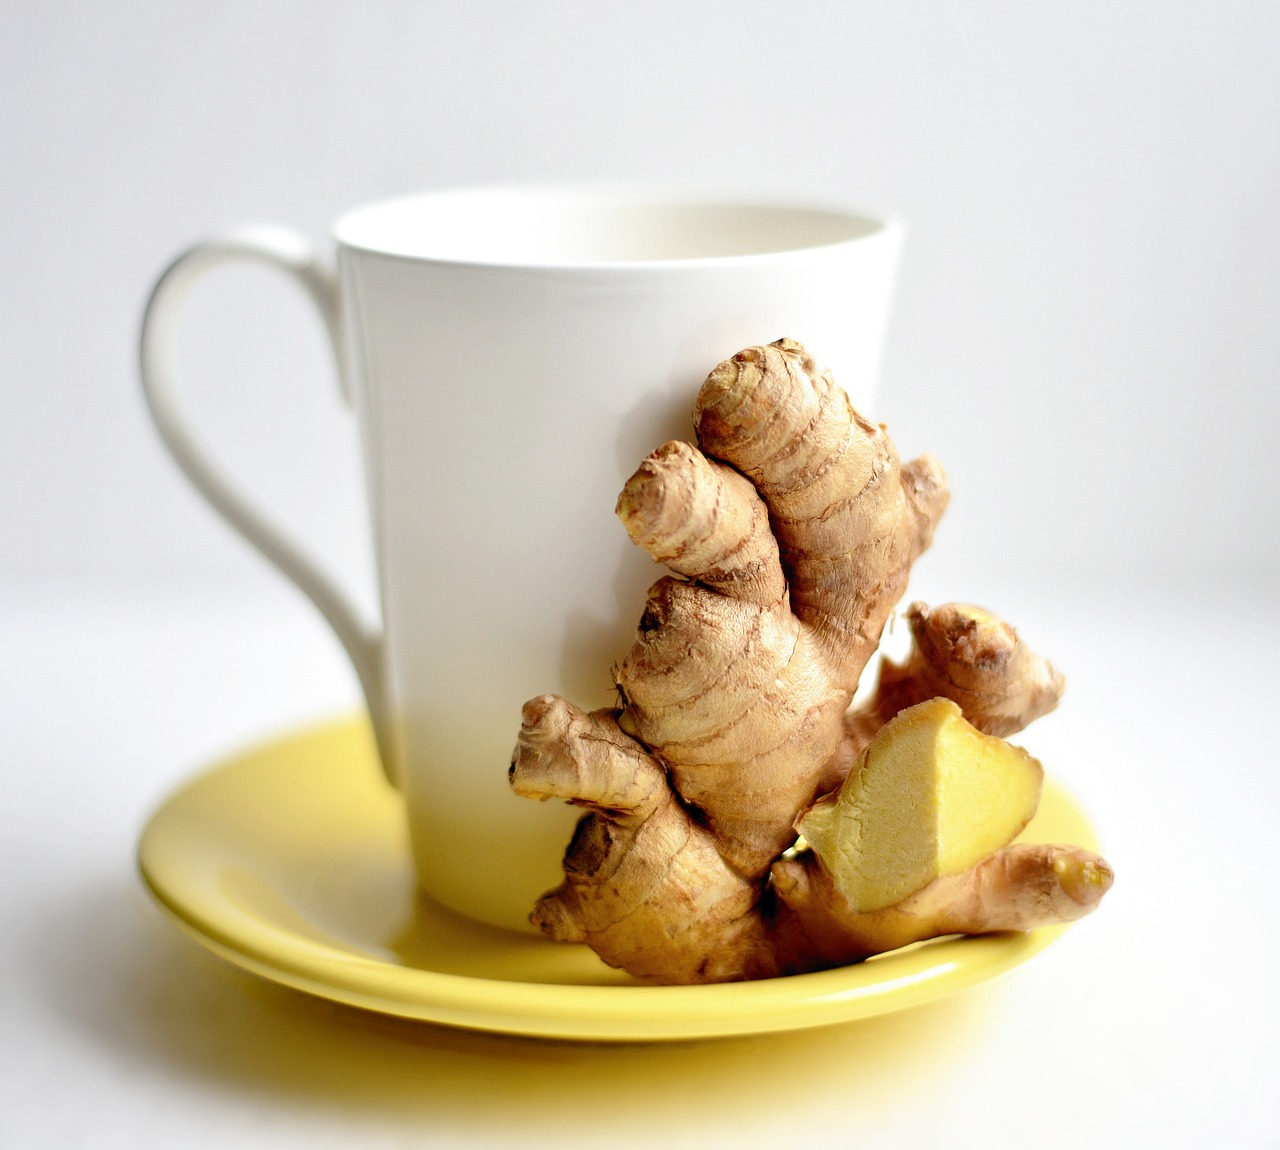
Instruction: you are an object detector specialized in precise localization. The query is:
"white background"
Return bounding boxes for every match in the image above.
[3,3,1279,1148]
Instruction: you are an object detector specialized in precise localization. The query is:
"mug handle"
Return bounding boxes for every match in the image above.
[139,225,395,784]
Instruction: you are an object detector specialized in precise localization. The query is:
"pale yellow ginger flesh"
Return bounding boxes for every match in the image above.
[509,338,1112,983]
[798,698,1044,913]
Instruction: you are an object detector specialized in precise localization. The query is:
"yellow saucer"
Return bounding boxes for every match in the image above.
[138,716,1100,1042]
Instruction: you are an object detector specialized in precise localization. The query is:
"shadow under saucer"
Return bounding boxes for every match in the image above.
[30,877,1002,1140]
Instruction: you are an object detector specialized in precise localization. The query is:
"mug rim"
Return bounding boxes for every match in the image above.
[332,183,900,271]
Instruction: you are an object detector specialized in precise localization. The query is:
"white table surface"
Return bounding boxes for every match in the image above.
[3,578,1277,1149]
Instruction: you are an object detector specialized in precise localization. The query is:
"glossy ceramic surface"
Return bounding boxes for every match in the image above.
[138,716,1101,1042]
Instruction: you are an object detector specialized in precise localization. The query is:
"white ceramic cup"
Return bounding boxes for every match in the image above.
[140,185,903,931]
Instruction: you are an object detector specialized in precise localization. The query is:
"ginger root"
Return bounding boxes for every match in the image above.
[509,338,1112,983]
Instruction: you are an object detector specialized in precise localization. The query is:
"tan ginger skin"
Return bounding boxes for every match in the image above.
[509,339,1113,984]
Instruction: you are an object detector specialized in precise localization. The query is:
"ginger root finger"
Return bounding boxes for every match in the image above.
[615,577,847,875]
[617,440,786,608]
[694,338,949,685]
[770,843,1114,966]
[823,601,1066,795]
[509,696,666,823]
[856,602,1065,743]
[512,696,766,981]
[899,602,1064,735]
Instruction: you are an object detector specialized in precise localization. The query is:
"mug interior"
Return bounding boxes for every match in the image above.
[334,187,884,266]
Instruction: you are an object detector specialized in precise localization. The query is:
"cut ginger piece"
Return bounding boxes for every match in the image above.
[798,697,1044,913]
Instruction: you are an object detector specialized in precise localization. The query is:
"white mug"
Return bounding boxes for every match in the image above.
[140,185,903,931]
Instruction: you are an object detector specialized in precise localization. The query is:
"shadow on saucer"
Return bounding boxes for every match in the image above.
[34,878,1001,1140]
